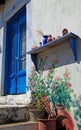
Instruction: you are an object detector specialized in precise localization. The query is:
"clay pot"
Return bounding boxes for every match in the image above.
[47,34,53,42]
[52,37,55,40]
[29,110,45,122]
[38,118,56,130]
[32,45,37,49]
[55,36,60,39]
[62,28,68,35]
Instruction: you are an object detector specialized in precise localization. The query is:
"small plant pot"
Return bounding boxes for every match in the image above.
[38,118,56,130]
[29,110,45,122]
[62,28,68,36]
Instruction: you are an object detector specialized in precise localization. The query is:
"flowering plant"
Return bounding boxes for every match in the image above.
[28,57,81,129]
[27,62,74,117]
[42,64,74,116]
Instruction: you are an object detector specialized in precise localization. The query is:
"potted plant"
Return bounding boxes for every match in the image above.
[27,67,47,122]
[27,61,74,129]
[38,63,74,130]
[27,66,56,130]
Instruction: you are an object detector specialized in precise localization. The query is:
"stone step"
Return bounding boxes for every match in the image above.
[0,93,32,124]
[0,121,37,130]
[0,93,31,106]
[0,105,30,124]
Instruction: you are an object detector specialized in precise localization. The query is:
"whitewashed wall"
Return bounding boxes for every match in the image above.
[31,0,81,100]
[31,0,81,46]
[31,0,81,129]
[31,0,81,103]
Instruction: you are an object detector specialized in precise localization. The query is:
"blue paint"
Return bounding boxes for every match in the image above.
[69,37,77,61]
[4,6,26,94]
[26,0,31,4]
[42,35,48,45]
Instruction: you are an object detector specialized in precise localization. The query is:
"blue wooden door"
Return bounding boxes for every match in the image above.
[5,6,26,94]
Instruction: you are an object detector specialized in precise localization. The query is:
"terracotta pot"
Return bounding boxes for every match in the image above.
[38,118,56,130]
[31,45,37,49]
[62,28,68,35]
[29,110,45,122]
[47,34,53,42]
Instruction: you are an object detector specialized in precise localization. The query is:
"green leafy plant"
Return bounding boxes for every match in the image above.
[27,63,74,115]
[27,67,46,110]
[42,64,74,114]
[29,100,45,110]
[27,57,81,129]
[74,95,81,129]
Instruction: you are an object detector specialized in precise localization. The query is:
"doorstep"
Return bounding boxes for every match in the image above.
[0,105,29,124]
[0,121,37,130]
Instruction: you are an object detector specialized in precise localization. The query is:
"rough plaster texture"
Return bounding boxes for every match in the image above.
[0,92,31,105]
[0,106,29,124]
[31,0,81,46]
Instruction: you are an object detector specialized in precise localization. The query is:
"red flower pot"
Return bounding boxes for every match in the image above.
[38,118,56,130]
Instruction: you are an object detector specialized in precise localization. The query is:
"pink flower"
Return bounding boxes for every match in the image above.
[52,83,56,87]
[63,72,69,78]
[28,80,30,84]
[66,82,71,88]
[79,94,81,97]
[78,100,81,107]
[40,71,44,74]
[55,76,59,80]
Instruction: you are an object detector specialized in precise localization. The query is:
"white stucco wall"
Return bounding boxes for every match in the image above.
[31,0,81,46]
[31,0,81,100]
[30,0,81,101]
[30,1,81,129]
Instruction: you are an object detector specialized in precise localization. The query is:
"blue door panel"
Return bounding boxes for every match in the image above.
[5,6,26,95]
[17,74,26,94]
[8,20,17,94]
[8,78,16,94]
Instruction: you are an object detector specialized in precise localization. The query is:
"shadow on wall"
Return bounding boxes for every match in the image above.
[0,46,2,53]
[76,38,81,63]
